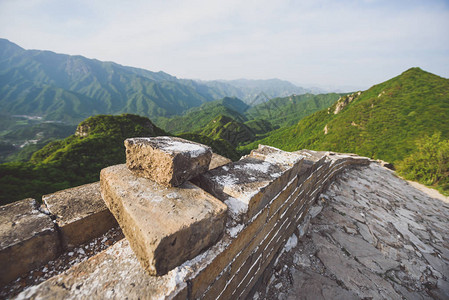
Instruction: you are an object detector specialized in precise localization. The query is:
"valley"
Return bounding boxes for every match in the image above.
[0,39,448,205]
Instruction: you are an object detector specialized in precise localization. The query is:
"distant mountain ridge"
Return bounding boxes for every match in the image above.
[198,78,311,105]
[0,39,310,124]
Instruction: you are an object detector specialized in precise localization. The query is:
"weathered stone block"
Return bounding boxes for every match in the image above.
[250,145,305,168]
[100,164,227,275]
[125,136,212,187]
[193,155,302,222]
[209,153,232,170]
[43,182,117,249]
[0,198,60,285]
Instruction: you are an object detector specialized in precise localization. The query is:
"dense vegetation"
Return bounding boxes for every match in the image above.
[0,114,167,205]
[242,68,449,193]
[397,133,449,195]
[197,115,256,147]
[1,62,448,203]
[0,113,247,205]
[245,93,342,128]
[156,97,249,134]
[0,39,311,124]
[177,133,241,161]
[0,120,76,162]
[156,93,340,135]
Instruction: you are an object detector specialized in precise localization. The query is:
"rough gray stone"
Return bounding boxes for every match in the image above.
[43,182,117,249]
[193,156,301,222]
[255,163,449,299]
[286,269,359,300]
[331,230,399,273]
[125,136,212,187]
[0,199,59,285]
[100,164,227,275]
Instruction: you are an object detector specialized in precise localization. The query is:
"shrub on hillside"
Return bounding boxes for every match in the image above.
[397,132,449,194]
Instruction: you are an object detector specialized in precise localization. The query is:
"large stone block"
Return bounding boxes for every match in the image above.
[100,164,227,275]
[0,198,60,285]
[43,182,118,249]
[125,136,212,187]
[193,155,303,223]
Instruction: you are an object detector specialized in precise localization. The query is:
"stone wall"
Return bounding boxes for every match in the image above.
[2,140,370,299]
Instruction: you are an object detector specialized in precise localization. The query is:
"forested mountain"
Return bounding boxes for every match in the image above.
[0,39,311,124]
[0,114,167,205]
[197,115,256,147]
[246,93,342,128]
[156,97,249,134]
[157,93,342,135]
[0,113,243,205]
[242,68,449,192]
[0,39,212,123]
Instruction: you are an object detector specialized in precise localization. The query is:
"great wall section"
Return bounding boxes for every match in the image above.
[1,137,448,299]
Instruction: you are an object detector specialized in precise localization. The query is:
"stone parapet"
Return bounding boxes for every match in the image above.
[0,199,60,286]
[43,182,117,249]
[15,145,371,299]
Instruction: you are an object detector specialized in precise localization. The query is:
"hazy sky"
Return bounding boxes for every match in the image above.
[1,0,448,89]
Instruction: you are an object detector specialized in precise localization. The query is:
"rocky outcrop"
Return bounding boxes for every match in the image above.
[333,91,362,114]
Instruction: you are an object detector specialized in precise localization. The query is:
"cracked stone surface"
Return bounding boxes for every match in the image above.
[254,163,449,300]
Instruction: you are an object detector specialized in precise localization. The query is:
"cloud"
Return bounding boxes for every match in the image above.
[0,0,448,88]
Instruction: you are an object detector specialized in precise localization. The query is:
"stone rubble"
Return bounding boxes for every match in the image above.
[255,163,449,300]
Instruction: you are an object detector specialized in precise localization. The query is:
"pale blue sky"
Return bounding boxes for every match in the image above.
[0,0,448,89]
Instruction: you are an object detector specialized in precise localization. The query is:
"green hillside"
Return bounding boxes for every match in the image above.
[0,39,313,125]
[243,68,449,192]
[177,133,241,161]
[0,113,249,205]
[197,115,257,147]
[156,97,250,134]
[246,93,343,128]
[0,39,215,122]
[0,114,167,205]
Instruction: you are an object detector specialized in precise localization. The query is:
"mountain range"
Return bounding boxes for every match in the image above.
[0,38,313,124]
[0,38,448,204]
